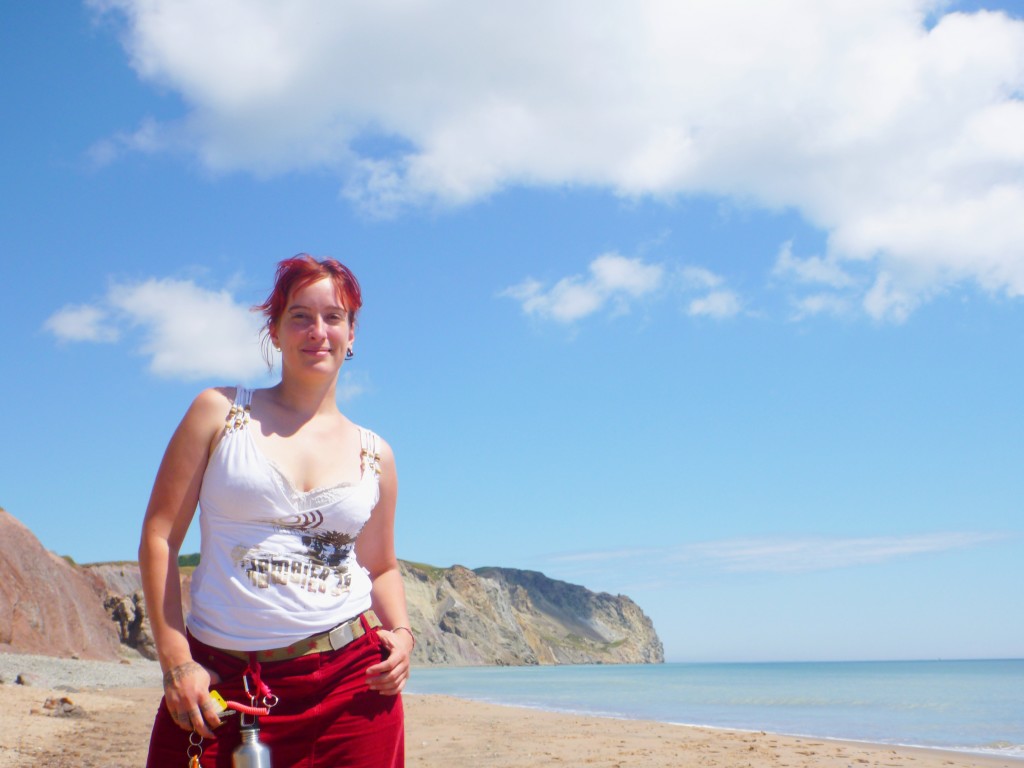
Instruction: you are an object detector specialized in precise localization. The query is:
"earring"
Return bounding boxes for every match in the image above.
[345,348,354,360]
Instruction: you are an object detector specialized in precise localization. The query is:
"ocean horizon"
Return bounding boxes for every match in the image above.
[406,658,1024,760]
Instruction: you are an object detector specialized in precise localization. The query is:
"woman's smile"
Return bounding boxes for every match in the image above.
[271,277,355,370]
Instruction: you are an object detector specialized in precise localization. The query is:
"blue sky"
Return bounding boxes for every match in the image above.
[2,1,1022,663]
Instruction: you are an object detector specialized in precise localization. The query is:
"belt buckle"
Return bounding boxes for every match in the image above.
[328,620,356,651]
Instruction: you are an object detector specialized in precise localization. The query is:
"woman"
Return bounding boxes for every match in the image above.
[141,255,412,767]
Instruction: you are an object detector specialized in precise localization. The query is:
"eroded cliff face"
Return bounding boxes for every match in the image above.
[0,510,123,661]
[402,562,664,665]
[0,509,662,665]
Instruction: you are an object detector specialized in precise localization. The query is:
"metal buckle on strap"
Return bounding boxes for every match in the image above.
[327,620,358,651]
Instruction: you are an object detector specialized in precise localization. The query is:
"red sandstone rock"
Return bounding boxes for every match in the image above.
[0,510,122,661]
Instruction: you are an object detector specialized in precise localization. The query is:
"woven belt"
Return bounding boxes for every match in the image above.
[218,610,382,663]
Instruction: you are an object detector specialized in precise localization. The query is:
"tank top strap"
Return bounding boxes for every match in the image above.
[359,428,383,477]
[224,386,253,433]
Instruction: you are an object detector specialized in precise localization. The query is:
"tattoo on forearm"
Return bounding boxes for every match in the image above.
[163,661,203,687]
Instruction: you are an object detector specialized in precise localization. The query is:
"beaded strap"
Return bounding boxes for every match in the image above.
[224,387,253,433]
[224,402,251,433]
[360,429,382,476]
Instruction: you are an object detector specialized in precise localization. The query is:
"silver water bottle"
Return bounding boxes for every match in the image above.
[232,718,272,768]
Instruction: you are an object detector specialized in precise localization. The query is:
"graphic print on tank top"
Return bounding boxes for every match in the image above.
[236,512,359,596]
[221,391,381,599]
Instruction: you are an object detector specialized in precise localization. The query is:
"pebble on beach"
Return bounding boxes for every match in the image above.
[39,695,88,718]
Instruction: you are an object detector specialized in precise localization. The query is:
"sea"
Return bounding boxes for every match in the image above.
[406,658,1024,760]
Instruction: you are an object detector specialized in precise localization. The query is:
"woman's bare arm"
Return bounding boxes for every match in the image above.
[139,387,230,736]
[357,439,414,695]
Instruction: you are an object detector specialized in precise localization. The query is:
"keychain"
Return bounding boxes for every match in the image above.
[185,668,278,767]
[187,729,203,767]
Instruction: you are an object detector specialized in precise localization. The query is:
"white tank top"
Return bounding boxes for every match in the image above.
[186,387,379,650]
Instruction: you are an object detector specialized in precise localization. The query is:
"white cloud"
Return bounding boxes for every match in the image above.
[336,371,367,402]
[90,1,1024,314]
[675,265,742,319]
[591,253,664,296]
[44,304,120,342]
[679,532,1008,574]
[773,241,855,289]
[679,266,724,291]
[45,278,268,381]
[547,548,660,564]
[87,117,171,168]
[503,252,663,323]
[544,532,1008,578]
[108,278,266,379]
[863,271,921,323]
[687,290,742,319]
[790,293,852,320]
[772,241,858,320]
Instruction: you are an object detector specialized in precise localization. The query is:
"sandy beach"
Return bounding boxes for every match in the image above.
[0,676,1019,768]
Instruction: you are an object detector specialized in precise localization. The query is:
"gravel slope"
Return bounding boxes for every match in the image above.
[0,651,162,690]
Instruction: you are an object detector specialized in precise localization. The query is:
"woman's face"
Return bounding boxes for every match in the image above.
[270,277,354,374]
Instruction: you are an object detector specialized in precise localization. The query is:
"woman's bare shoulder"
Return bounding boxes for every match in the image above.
[176,387,236,435]
[175,387,238,453]
[374,432,394,458]
[189,386,236,415]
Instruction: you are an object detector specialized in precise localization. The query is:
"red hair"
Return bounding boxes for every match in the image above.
[255,254,363,366]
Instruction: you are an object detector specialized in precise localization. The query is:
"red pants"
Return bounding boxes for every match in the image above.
[146,622,404,767]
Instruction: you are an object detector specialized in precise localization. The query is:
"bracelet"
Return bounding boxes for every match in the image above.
[393,626,416,649]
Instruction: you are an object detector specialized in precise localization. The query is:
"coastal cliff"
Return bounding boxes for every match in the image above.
[0,511,122,661]
[0,508,663,665]
[402,562,663,665]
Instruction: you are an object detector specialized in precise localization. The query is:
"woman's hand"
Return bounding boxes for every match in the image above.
[365,628,413,696]
[162,660,224,738]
